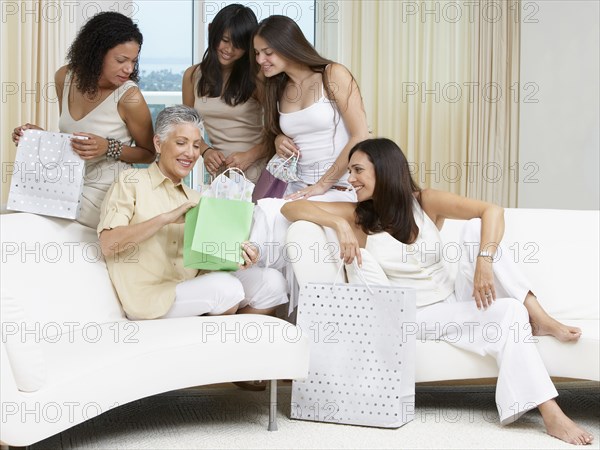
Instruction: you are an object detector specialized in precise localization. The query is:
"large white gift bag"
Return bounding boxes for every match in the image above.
[291,266,417,428]
[7,130,86,219]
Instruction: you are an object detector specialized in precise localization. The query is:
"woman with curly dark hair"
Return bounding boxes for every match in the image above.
[182,4,269,183]
[12,11,155,228]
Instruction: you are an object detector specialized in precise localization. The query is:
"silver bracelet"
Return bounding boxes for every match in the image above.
[106,138,123,160]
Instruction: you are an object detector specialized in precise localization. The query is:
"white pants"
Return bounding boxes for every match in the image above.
[163,268,288,318]
[417,219,558,424]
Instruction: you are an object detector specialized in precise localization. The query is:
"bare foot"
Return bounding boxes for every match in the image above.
[524,292,582,342]
[531,317,582,342]
[539,399,594,445]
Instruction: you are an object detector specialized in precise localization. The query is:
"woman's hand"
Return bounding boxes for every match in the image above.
[275,134,299,158]
[472,258,496,309]
[70,132,109,160]
[203,148,227,176]
[239,241,259,270]
[336,219,362,266]
[12,123,44,145]
[225,151,255,172]
[285,182,329,201]
[162,202,197,225]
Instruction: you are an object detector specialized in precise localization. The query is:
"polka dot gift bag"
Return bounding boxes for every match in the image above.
[7,130,86,219]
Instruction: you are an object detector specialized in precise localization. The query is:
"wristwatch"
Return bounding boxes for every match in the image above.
[478,250,494,261]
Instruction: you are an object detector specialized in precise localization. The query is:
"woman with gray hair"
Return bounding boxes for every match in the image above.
[97,105,288,320]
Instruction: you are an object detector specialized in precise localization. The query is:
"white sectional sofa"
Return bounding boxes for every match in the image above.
[287,208,600,383]
[0,213,310,447]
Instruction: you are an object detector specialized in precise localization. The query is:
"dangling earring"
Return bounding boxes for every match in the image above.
[155,152,160,162]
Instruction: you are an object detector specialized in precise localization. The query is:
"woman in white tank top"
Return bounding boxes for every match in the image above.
[281,138,593,445]
[12,12,155,228]
[253,15,370,202]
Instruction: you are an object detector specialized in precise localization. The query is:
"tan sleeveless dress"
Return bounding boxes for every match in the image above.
[59,71,134,228]
[192,70,266,183]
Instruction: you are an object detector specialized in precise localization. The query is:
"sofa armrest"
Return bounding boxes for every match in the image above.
[1,292,47,392]
[286,221,341,286]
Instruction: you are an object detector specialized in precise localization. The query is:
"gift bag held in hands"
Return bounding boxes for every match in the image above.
[7,130,86,219]
[291,264,416,428]
[184,168,255,271]
[266,151,301,183]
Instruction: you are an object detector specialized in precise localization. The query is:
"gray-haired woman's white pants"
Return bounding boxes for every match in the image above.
[417,219,558,424]
[162,267,288,318]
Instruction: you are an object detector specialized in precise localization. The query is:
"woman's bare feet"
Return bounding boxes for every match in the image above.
[539,399,594,445]
[524,292,582,342]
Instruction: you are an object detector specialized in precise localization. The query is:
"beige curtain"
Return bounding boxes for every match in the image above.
[316,0,520,206]
[466,1,520,205]
[0,1,76,206]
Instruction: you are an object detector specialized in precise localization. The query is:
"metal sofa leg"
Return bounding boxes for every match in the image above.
[268,379,278,431]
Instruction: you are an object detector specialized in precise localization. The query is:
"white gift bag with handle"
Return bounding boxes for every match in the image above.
[7,130,86,219]
[291,263,417,428]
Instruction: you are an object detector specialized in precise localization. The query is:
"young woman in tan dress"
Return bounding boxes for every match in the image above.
[182,4,269,184]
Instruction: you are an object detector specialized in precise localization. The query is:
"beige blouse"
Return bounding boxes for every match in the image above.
[193,70,266,183]
[59,70,135,229]
[97,163,201,319]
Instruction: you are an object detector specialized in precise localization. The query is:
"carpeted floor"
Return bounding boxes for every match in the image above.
[31,383,599,449]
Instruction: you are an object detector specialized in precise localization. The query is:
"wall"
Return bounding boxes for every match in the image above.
[519,0,599,209]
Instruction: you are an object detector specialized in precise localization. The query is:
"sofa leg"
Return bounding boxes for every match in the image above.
[268,379,278,431]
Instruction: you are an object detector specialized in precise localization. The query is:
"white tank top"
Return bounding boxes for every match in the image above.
[365,202,455,307]
[278,83,350,187]
[57,70,133,228]
[59,71,135,155]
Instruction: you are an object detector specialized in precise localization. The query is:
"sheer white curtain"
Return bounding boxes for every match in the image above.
[1,1,76,205]
[316,0,520,206]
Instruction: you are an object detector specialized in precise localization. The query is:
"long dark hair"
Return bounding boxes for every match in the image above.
[252,15,340,155]
[67,12,143,96]
[195,4,257,106]
[351,138,421,244]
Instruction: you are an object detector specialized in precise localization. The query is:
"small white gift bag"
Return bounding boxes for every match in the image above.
[291,265,417,428]
[7,130,86,219]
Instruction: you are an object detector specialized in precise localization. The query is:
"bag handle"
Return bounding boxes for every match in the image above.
[274,150,299,168]
[332,260,375,295]
[213,167,248,198]
[34,132,67,168]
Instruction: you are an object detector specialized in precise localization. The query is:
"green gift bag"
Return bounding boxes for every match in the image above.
[183,196,255,271]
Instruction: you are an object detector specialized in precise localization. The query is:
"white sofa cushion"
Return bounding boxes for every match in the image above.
[440,209,599,320]
[0,213,125,332]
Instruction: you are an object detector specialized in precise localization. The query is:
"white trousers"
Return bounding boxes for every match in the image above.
[417,219,558,424]
[163,268,288,318]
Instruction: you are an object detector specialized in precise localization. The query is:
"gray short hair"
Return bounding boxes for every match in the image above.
[155,105,204,141]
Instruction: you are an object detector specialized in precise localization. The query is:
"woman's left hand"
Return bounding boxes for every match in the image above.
[285,182,329,201]
[239,241,259,270]
[472,258,496,309]
[225,152,255,172]
[70,132,109,160]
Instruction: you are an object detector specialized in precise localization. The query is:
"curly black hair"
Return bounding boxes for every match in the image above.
[66,12,143,96]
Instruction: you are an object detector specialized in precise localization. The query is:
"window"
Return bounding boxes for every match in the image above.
[136,1,194,123]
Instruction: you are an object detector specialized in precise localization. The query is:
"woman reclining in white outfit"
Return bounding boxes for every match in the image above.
[281,137,593,445]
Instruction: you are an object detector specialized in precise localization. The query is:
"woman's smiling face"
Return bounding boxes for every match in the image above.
[348,150,376,202]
